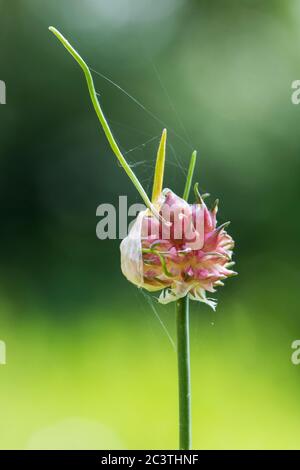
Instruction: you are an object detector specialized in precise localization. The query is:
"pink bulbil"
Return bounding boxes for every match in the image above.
[120,189,236,309]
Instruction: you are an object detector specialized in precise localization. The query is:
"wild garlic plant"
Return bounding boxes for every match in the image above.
[49,27,236,450]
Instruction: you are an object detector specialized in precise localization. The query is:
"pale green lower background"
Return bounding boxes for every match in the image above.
[0,265,299,450]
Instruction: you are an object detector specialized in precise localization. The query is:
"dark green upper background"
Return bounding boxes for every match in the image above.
[1,0,299,318]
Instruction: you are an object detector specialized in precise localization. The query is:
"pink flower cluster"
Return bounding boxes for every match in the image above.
[120,189,236,309]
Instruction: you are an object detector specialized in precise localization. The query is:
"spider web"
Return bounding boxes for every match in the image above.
[91,61,196,347]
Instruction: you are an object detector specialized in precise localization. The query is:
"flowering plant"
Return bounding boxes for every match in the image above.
[49,27,236,449]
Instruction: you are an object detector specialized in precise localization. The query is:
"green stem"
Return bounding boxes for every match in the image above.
[176,150,197,450]
[182,150,197,201]
[176,296,191,450]
[48,26,161,221]
[151,129,167,204]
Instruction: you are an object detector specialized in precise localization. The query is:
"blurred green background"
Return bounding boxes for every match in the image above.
[0,0,300,450]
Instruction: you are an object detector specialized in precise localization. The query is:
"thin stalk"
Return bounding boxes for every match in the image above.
[176,296,191,450]
[183,150,197,201]
[176,150,197,450]
[49,26,161,221]
[151,129,167,204]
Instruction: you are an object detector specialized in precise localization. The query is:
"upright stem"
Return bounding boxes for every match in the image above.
[176,296,191,450]
[182,150,197,201]
[151,129,167,205]
[176,150,197,450]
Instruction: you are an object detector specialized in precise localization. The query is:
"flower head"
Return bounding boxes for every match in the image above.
[48,28,236,310]
[120,188,236,310]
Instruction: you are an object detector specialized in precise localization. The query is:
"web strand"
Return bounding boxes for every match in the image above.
[90,66,192,150]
